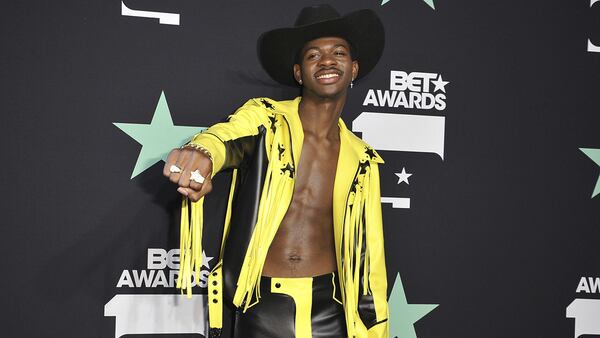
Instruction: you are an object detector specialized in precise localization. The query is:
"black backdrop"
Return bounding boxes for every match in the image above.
[2,1,600,337]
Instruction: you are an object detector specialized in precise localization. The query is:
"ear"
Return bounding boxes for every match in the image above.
[293,64,302,84]
[352,60,359,81]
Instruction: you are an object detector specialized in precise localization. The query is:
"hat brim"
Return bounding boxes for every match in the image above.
[257,9,385,87]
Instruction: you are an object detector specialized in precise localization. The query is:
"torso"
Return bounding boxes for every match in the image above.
[261,129,340,277]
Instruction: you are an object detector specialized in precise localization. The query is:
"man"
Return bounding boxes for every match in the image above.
[163,5,389,338]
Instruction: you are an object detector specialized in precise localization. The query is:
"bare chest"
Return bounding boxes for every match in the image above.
[261,136,341,276]
[292,137,340,207]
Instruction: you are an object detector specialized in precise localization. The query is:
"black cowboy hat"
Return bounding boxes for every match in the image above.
[257,4,385,87]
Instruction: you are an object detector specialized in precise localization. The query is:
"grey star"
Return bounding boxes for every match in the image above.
[202,250,214,269]
[395,167,412,185]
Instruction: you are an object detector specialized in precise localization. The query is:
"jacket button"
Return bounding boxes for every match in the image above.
[275,283,281,288]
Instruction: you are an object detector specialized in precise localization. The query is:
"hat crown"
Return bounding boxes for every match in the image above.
[294,4,341,27]
[258,5,384,86]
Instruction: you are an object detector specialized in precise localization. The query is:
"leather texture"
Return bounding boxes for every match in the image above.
[189,97,389,337]
[233,273,347,338]
[221,126,269,303]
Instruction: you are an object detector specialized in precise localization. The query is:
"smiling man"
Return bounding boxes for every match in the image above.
[163,5,389,338]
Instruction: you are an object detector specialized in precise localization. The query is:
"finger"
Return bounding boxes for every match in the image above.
[163,149,181,177]
[196,176,213,199]
[189,162,212,191]
[177,149,197,188]
[183,176,213,202]
[180,150,212,190]
[180,187,203,201]
[186,170,203,191]
[178,186,204,197]
[177,186,190,196]
[188,188,205,202]
[169,148,192,184]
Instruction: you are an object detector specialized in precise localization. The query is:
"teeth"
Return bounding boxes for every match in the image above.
[316,73,339,79]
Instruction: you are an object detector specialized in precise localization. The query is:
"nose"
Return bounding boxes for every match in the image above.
[318,52,337,67]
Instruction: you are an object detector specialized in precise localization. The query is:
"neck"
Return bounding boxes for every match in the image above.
[297,90,347,139]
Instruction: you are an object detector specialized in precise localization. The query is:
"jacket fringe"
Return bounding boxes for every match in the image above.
[175,97,389,337]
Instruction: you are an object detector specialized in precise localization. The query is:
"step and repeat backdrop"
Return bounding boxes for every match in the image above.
[2,0,600,337]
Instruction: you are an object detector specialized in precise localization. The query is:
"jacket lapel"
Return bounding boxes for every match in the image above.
[275,97,304,166]
[333,118,362,258]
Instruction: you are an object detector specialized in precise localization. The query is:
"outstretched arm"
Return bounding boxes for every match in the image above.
[163,98,270,201]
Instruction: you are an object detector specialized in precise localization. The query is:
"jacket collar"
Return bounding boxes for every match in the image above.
[269,96,384,165]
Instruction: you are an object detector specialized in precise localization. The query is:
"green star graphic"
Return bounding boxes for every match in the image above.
[114,91,206,178]
[389,272,438,338]
[381,0,435,10]
[580,148,600,198]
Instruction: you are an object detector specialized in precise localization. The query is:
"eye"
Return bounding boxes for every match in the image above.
[306,53,319,60]
[335,50,346,56]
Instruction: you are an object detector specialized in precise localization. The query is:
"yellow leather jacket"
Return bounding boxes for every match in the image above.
[178,97,389,337]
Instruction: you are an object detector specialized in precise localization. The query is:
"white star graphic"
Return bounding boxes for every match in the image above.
[395,167,412,185]
[202,250,214,269]
[431,75,449,93]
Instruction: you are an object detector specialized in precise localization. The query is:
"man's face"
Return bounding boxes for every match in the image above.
[293,36,359,99]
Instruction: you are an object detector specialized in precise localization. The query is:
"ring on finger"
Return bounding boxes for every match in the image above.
[190,170,205,184]
[169,165,182,173]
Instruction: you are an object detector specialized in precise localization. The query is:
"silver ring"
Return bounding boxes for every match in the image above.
[190,170,205,184]
[169,165,182,173]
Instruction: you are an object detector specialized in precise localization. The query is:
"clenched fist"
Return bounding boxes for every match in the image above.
[163,147,214,202]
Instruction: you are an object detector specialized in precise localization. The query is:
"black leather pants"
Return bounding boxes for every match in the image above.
[233,271,347,338]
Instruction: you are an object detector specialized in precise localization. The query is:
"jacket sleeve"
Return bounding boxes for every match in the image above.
[365,162,390,337]
[187,98,270,177]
